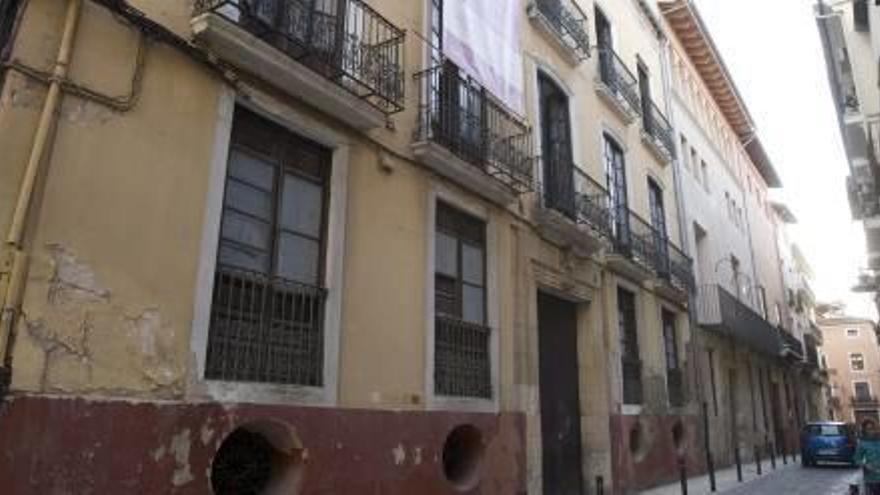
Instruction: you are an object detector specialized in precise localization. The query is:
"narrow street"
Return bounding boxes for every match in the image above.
[643,463,863,495]
[720,466,861,495]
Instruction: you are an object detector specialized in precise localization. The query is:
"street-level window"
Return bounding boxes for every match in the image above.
[206,107,330,386]
[619,288,642,405]
[851,353,866,372]
[847,328,860,338]
[434,202,491,399]
[663,310,683,407]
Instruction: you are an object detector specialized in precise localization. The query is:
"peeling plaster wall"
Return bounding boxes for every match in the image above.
[1,0,223,398]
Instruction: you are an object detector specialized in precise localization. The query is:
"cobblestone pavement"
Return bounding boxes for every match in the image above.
[641,461,863,495]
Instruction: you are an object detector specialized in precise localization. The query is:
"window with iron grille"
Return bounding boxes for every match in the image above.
[604,135,628,239]
[434,202,491,398]
[851,353,866,372]
[855,381,872,400]
[663,309,684,406]
[205,108,330,386]
[618,288,642,405]
[539,72,574,216]
[0,0,21,76]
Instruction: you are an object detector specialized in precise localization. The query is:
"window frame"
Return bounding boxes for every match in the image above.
[850,352,866,372]
[847,328,860,338]
[854,381,872,401]
[425,187,499,412]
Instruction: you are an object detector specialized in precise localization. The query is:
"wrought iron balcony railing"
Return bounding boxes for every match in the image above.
[532,0,590,60]
[622,357,643,405]
[852,395,880,408]
[696,284,782,357]
[415,64,534,194]
[435,315,492,399]
[542,158,614,239]
[612,207,657,274]
[642,97,676,159]
[655,238,695,293]
[667,368,685,407]
[778,327,805,361]
[194,0,405,113]
[598,47,641,116]
[205,264,327,386]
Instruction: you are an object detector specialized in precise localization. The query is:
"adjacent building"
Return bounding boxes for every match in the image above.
[816,0,880,311]
[0,0,823,493]
[819,316,880,427]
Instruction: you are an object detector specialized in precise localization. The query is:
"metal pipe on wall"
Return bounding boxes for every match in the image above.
[0,0,84,391]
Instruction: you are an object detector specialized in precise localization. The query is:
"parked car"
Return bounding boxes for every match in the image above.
[801,421,857,467]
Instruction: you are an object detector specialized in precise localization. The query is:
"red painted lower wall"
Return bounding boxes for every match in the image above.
[610,413,704,493]
[0,395,526,494]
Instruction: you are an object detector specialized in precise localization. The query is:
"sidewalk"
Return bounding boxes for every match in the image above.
[639,455,807,495]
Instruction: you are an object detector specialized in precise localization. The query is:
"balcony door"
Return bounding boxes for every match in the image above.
[638,62,651,128]
[539,74,575,218]
[594,7,612,50]
[604,135,629,245]
[648,179,668,275]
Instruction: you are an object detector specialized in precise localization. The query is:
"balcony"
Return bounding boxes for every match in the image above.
[654,239,694,303]
[527,0,590,65]
[435,315,492,399]
[606,208,658,281]
[205,264,327,386]
[413,64,534,205]
[534,159,612,255]
[778,327,804,361]
[192,0,405,130]
[667,368,685,408]
[696,284,782,357]
[852,395,880,409]
[595,47,641,124]
[641,97,676,163]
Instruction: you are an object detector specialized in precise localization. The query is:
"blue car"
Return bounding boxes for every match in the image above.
[801,421,856,467]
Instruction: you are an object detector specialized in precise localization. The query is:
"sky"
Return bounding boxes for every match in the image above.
[693,0,877,319]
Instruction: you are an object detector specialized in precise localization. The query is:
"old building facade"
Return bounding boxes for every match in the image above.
[820,317,880,427]
[0,0,819,493]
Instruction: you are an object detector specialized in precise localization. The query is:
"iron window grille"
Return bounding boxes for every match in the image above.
[612,206,657,274]
[194,0,406,114]
[533,0,590,60]
[618,288,643,405]
[205,108,330,386]
[642,97,676,159]
[666,368,685,408]
[598,46,641,116]
[415,63,534,195]
[434,203,492,399]
[663,310,684,407]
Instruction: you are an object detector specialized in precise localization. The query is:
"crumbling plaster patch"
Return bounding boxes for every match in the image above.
[16,244,185,397]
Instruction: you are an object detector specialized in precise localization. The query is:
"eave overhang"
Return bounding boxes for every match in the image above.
[660,0,783,188]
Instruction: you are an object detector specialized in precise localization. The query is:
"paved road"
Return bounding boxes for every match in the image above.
[719,465,862,495]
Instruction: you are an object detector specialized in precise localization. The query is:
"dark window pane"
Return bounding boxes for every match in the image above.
[222,210,271,250]
[436,231,458,277]
[276,232,320,284]
[435,275,458,316]
[218,244,269,273]
[463,284,485,324]
[226,179,272,220]
[462,242,484,286]
[228,149,274,190]
[280,174,323,237]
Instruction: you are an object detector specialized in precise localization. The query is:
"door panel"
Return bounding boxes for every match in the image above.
[538,292,584,495]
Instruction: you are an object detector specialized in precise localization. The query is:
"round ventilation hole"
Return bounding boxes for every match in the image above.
[442,424,484,492]
[211,421,303,495]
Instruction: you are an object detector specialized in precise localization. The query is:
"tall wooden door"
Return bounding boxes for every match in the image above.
[538,292,584,495]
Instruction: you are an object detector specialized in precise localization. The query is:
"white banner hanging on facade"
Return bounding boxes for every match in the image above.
[444,0,525,113]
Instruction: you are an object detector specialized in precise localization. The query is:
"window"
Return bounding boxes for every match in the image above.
[429,0,443,64]
[680,135,689,171]
[855,381,872,400]
[638,61,651,129]
[604,135,628,238]
[851,353,866,372]
[662,310,678,371]
[759,367,769,430]
[594,6,612,50]
[690,148,698,176]
[619,288,642,405]
[700,160,710,192]
[649,178,669,274]
[539,73,574,217]
[749,363,758,430]
[434,202,491,398]
[848,328,860,338]
[206,108,330,386]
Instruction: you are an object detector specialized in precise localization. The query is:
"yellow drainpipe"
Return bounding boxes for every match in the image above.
[0,0,84,363]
